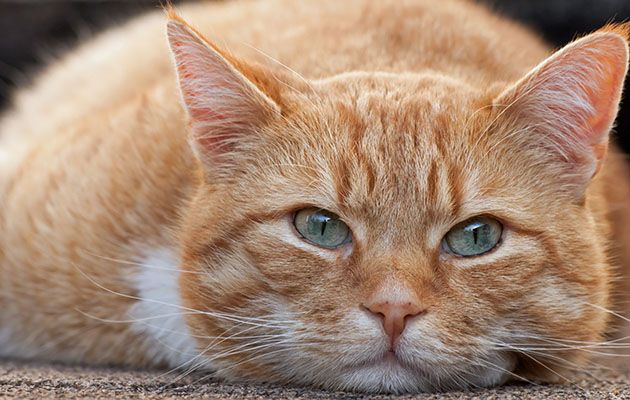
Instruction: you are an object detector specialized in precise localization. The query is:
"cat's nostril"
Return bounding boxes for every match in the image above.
[362,301,426,347]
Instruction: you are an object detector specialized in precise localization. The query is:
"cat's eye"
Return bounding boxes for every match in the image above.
[443,217,502,257]
[293,208,351,249]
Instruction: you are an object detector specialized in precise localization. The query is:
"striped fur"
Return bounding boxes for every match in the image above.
[0,0,629,394]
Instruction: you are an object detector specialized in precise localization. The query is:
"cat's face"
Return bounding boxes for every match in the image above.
[168,18,628,393]
[177,72,610,392]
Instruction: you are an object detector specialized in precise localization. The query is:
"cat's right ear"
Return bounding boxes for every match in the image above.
[166,16,281,171]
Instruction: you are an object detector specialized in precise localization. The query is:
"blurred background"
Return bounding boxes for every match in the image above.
[1,0,629,150]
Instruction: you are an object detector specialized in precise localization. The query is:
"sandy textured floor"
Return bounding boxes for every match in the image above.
[0,360,628,399]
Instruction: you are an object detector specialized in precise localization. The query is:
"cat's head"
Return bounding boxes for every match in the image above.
[167,14,629,393]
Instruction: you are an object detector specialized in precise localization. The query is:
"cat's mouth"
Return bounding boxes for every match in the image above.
[347,348,419,372]
[383,350,402,365]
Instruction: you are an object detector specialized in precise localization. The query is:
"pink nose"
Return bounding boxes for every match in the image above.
[364,301,425,346]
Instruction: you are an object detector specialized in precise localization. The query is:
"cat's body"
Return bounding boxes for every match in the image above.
[0,0,629,393]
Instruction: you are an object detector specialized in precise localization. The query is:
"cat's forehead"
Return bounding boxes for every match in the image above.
[242,72,503,240]
[312,71,481,113]
[265,73,492,231]
[304,71,485,151]
[305,72,486,167]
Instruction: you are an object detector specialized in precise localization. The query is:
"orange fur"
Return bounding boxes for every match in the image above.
[0,0,628,394]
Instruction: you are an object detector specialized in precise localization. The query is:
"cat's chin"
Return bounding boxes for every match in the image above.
[329,349,515,394]
[349,349,412,371]
[331,353,430,393]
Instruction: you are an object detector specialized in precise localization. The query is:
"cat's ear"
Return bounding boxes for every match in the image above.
[166,16,281,170]
[493,27,629,195]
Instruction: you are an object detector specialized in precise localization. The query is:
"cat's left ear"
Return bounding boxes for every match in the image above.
[494,26,629,194]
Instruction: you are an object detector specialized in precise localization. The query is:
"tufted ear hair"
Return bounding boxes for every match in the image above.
[166,13,281,172]
[493,26,629,197]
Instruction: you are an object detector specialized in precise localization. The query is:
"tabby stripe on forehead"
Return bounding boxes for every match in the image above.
[333,157,352,206]
[446,162,463,216]
[334,101,376,202]
[362,156,377,196]
[427,132,462,216]
[426,160,439,207]
[430,113,459,215]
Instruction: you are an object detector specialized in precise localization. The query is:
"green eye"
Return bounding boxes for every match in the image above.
[444,217,502,257]
[293,208,351,249]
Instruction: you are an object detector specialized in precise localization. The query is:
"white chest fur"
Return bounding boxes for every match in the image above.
[128,247,202,369]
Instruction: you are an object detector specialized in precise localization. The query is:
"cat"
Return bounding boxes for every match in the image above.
[0,0,629,394]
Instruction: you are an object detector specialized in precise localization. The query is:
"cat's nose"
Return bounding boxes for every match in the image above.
[363,301,425,346]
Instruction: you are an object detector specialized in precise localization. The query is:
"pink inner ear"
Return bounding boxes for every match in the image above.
[573,36,628,169]
[174,61,233,149]
[497,32,628,171]
[586,57,626,143]
[584,62,624,167]
[167,20,279,161]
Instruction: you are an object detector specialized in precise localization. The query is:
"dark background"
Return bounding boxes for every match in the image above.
[1,0,629,150]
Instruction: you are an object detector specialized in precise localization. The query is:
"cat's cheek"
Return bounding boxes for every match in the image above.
[520,272,608,337]
[239,219,358,296]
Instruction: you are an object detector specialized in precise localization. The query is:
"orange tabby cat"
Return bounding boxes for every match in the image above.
[0,0,628,393]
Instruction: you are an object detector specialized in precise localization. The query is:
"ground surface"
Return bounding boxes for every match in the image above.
[0,360,628,399]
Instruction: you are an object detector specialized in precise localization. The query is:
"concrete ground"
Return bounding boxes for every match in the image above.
[0,360,628,399]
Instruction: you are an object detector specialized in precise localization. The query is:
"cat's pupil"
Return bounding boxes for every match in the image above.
[466,222,487,245]
[472,225,480,244]
[307,213,330,237]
